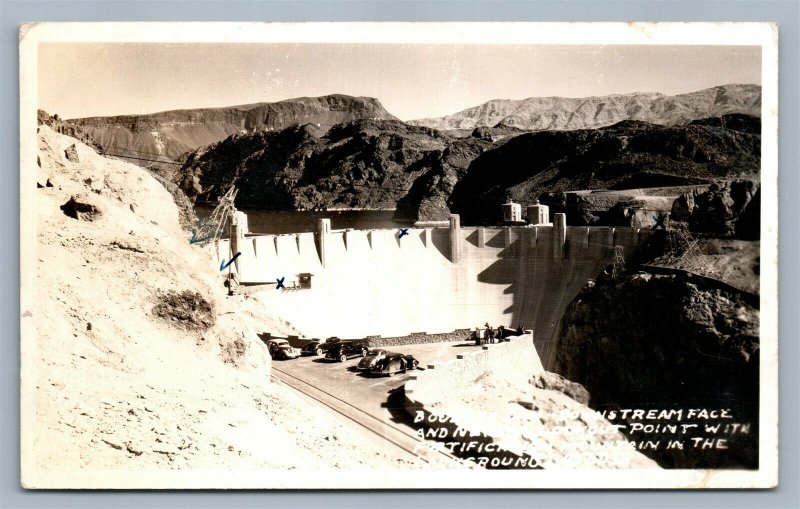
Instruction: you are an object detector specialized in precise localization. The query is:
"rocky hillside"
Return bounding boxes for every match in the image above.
[450,117,760,224]
[26,126,422,487]
[67,95,399,176]
[38,109,102,152]
[178,119,492,221]
[553,269,759,469]
[408,84,761,131]
[176,115,760,225]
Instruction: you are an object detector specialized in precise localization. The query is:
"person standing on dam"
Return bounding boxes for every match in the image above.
[497,325,507,341]
[473,326,484,346]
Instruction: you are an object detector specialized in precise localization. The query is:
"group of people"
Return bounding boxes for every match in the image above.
[472,323,525,345]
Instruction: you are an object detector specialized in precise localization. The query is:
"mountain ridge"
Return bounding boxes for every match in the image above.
[176,114,760,224]
[408,84,761,131]
[58,85,762,189]
[67,94,399,169]
[69,94,397,123]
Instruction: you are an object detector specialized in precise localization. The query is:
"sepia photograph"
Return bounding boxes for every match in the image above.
[18,22,778,489]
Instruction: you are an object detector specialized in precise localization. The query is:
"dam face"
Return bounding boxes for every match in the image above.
[211,214,649,369]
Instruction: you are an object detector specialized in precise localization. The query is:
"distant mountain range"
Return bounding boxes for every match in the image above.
[62,85,761,172]
[43,85,762,222]
[407,84,761,131]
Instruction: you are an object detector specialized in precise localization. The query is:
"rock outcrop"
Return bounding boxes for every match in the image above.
[59,195,102,221]
[681,179,761,238]
[553,270,759,468]
[530,372,591,406]
[37,109,102,152]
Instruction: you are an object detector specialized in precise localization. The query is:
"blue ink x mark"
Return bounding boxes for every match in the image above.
[398,228,409,238]
[276,277,286,290]
[219,252,241,271]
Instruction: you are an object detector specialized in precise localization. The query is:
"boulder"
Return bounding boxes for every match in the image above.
[530,371,591,405]
[64,144,80,163]
[60,195,102,221]
[671,192,695,221]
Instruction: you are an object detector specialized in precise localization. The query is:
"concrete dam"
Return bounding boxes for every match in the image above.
[209,213,650,369]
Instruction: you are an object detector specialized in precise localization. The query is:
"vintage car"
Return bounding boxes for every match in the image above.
[266,339,300,360]
[370,352,419,376]
[324,341,369,362]
[302,337,341,356]
[356,349,389,371]
[495,326,516,341]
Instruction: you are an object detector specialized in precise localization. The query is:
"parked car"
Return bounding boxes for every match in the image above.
[370,352,419,376]
[357,349,389,371]
[302,337,341,356]
[267,339,300,360]
[496,325,513,341]
[325,342,369,362]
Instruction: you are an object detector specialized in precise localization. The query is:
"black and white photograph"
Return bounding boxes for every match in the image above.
[18,22,778,489]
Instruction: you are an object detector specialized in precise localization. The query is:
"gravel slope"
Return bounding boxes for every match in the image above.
[24,126,421,488]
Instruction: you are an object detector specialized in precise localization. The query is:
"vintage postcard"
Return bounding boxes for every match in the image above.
[19,22,778,489]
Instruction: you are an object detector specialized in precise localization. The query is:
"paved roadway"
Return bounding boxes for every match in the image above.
[274,340,485,419]
[270,339,489,463]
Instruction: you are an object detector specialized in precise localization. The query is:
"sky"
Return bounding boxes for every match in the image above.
[38,43,761,121]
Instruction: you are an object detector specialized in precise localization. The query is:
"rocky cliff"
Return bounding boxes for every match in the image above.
[553,267,759,469]
[408,84,761,131]
[67,95,399,177]
[672,178,761,239]
[177,119,492,221]
[176,115,760,224]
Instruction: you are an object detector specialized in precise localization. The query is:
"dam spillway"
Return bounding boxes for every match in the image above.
[209,213,650,369]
